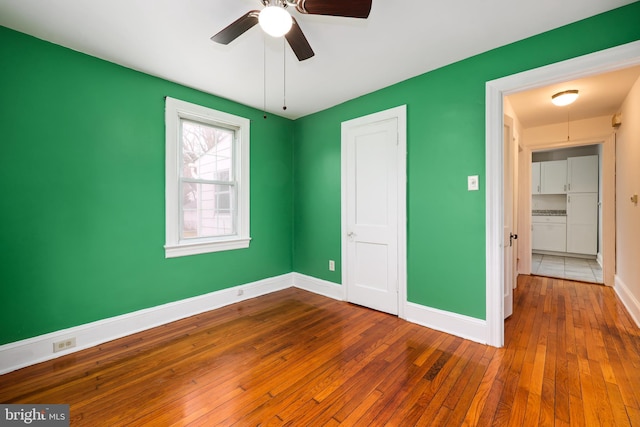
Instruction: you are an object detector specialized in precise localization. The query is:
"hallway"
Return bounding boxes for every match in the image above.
[531,253,603,283]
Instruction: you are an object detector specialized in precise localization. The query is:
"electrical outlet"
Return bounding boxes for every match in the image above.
[329,260,335,271]
[237,288,244,296]
[53,338,76,353]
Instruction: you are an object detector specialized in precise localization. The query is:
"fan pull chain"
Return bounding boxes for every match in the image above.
[566,106,570,141]
[283,37,287,111]
[263,36,267,119]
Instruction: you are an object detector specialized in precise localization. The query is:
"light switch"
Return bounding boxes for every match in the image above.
[468,175,479,191]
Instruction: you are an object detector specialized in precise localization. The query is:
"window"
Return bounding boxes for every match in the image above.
[165,97,250,258]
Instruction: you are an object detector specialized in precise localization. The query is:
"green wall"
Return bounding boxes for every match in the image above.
[0,27,294,345]
[2,2,639,346]
[293,2,640,319]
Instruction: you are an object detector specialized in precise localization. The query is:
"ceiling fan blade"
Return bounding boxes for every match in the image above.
[295,0,372,18]
[285,17,315,61]
[211,11,260,44]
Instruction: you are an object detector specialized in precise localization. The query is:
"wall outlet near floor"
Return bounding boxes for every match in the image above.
[53,337,76,353]
[329,260,335,271]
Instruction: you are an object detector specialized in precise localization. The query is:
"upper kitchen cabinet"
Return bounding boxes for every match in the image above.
[532,162,541,195]
[541,160,567,194]
[532,160,567,195]
[567,155,598,193]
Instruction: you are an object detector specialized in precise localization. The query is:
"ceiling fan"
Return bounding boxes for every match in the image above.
[211,0,372,61]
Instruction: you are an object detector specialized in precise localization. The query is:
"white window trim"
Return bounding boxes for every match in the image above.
[165,97,250,258]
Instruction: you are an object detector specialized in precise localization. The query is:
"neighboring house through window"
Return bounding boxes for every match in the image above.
[165,97,250,258]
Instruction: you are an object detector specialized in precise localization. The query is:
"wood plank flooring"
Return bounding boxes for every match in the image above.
[1,275,640,426]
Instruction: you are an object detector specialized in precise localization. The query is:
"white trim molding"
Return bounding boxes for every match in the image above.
[292,273,344,300]
[164,96,251,258]
[1,270,493,374]
[485,40,640,348]
[614,275,640,328]
[405,303,488,345]
[0,274,292,375]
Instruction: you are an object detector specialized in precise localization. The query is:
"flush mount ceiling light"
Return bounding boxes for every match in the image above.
[551,89,579,106]
[258,5,293,37]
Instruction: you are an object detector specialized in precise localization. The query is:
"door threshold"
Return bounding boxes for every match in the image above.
[530,273,603,286]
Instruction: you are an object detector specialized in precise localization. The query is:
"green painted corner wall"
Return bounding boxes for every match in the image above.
[2,2,639,346]
[292,3,640,320]
[0,27,295,345]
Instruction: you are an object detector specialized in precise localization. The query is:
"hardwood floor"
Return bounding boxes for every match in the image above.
[1,275,640,426]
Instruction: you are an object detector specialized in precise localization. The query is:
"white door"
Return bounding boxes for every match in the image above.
[342,110,403,315]
[503,119,515,319]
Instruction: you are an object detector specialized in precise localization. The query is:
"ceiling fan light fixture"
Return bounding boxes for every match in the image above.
[259,6,292,37]
[551,89,579,106]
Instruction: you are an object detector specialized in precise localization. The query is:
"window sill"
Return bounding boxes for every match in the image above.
[164,237,251,258]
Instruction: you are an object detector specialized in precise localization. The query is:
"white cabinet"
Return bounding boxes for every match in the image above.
[532,216,567,252]
[532,162,541,195]
[531,155,599,256]
[532,160,567,195]
[541,160,567,194]
[567,193,598,255]
[568,155,598,193]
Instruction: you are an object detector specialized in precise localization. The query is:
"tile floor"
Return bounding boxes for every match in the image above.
[531,253,603,283]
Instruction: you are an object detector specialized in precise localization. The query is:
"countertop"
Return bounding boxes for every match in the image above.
[532,210,567,216]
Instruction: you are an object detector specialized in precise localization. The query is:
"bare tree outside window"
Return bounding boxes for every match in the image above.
[180,120,234,239]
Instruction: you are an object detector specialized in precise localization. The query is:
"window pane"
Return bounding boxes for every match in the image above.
[182,182,235,239]
[181,120,233,181]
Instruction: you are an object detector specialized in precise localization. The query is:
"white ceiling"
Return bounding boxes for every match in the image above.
[507,65,640,128]
[0,0,636,119]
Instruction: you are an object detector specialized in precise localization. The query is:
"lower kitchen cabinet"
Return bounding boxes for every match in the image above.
[532,216,567,252]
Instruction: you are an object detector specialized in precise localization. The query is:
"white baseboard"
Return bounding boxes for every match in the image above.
[614,275,640,328]
[596,252,603,267]
[404,302,488,345]
[292,274,489,344]
[292,273,343,300]
[0,273,293,375]
[0,271,490,375]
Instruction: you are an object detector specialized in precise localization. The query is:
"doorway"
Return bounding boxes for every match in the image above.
[529,144,604,284]
[341,105,407,317]
[485,40,640,347]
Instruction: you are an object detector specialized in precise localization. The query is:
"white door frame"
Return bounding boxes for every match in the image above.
[485,40,640,347]
[341,105,407,319]
[503,114,516,319]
